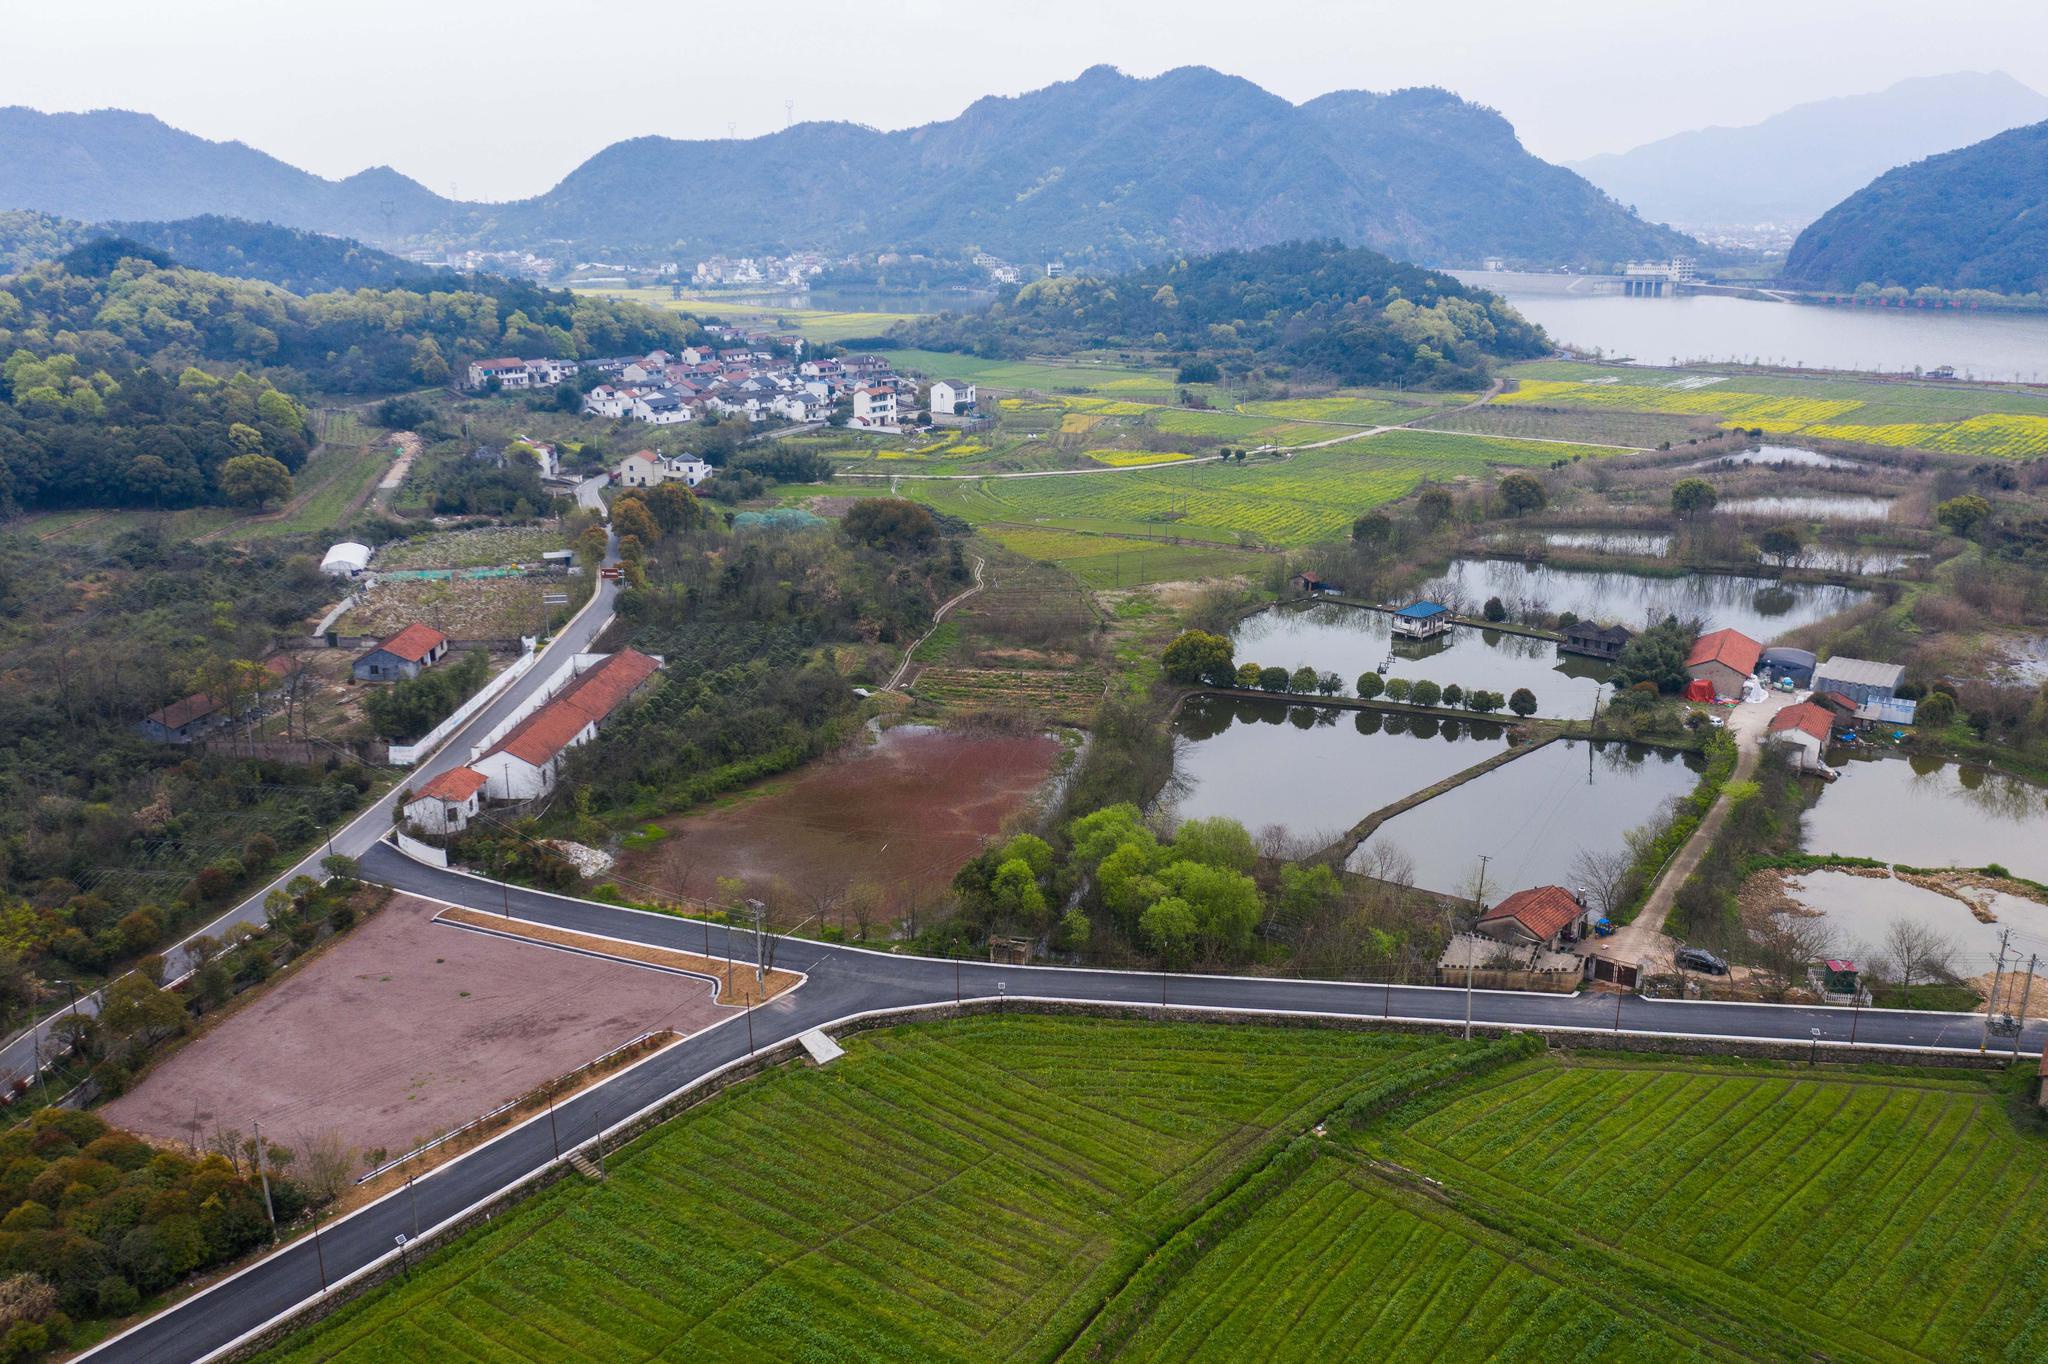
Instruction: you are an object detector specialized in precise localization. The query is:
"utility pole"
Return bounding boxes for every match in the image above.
[1981,930,2011,1053]
[1465,855,1491,1040]
[312,1209,329,1292]
[547,1093,560,1158]
[2010,955,2038,1063]
[252,1121,277,1231]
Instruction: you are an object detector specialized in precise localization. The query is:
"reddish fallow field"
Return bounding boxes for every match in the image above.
[102,894,729,1165]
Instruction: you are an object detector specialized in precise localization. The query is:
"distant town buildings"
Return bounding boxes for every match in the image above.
[466,357,580,390]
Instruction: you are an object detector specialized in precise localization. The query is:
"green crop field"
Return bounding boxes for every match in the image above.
[571,286,925,343]
[261,1024,2048,1363]
[262,1018,1439,1364]
[1497,361,2048,457]
[880,351,1215,404]
[912,430,1610,551]
[981,525,1268,586]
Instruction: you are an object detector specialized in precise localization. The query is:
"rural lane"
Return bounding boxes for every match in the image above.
[0,537,622,1090]
[87,840,2048,1363]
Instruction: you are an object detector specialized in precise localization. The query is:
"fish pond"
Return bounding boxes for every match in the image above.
[1689,444,1863,471]
[1165,694,1512,844]
[1347,737,1706,897]
[1802,751,2048,884]
[1781,871,2045,965]
[1715,495,1895,522]
[1415,559,1871,638]
[1230,601,1611,718]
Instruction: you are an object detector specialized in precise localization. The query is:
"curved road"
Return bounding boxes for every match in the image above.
[89,838,2047,1363]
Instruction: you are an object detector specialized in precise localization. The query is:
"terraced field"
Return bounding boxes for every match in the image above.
[1497,362,2048,457]
[910,664,1109,719]
[262,1026,2048,1363]
[262,1019,1439,1363]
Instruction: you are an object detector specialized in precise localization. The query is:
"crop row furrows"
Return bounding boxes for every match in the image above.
[1727,1086,1937,1283]
[1600,1079,1841,1245]
[1570,1076,1788,1220]
[1667,1083,1868,1263]
[1927,1159,2048,1357]
[1541,1073,1767,1196]
[1136,1172,1361,1361]
[1459,1069,1667,1178]
[1885,1138,2028,1347]
[1408,1065,1587,1150]
[1711,1083,1910,1269]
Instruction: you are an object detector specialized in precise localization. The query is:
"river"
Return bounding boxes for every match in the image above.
[1453,271,2048,380]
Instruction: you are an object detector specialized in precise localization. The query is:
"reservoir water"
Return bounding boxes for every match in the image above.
[1802,752,2048,884]
[1454,272,2048,379]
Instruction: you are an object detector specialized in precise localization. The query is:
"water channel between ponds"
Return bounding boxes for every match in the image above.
[1166,693,1706,898]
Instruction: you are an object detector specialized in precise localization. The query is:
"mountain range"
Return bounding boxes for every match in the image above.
[0,68,1694,271]
[1570,71,2048,232]
[1782,118,2048,296]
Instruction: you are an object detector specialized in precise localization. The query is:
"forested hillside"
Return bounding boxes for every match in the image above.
[100,216,461,294]
[891,241,1548,388]
[1783,119,2048,295]
[0,247,696,512]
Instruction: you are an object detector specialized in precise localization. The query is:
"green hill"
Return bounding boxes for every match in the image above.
[1783,119,2048,295]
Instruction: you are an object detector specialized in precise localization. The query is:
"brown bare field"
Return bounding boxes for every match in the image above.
[103,895,730,1164]
[617,725,1062,925]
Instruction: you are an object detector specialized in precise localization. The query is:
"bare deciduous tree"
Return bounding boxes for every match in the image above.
[1880,919,1959,1007]
[294,1129,357,1204]
[1569,847,1635,919]
[1750,914,1832,1002]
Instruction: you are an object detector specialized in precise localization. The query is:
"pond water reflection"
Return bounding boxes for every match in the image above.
[1231,602,1610,718]
[1349,738,1707,897]
[1802,751,2048,883]
[1416,559,1871,639]
[1716,495,1895,522]
[1165,694,1511,843]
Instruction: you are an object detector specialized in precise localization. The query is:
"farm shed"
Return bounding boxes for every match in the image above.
[1760,646,1817,687]
[1685,628,1763,700]
[472,649,661,800]
[1812,656,1905,706]
[1767,702,1836,772]
[353,623,450,682]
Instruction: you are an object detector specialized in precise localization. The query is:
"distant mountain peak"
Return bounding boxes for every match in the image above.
[1571,69,2048,232]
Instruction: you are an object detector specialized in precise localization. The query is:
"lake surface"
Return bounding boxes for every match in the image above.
[1349,738,1707,897]
[1231,601,1612,718]
[1417,559,1871,638]
[1165,694,1510,844]
[1716,495,1894,522]
[1454,272,2048,379]
[1802,752,2048,883]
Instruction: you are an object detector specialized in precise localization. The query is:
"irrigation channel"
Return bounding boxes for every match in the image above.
[86,829,2048,1364]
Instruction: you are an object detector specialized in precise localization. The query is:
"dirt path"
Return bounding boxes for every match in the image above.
[1597,696,1791,971]
[887,554,985,689]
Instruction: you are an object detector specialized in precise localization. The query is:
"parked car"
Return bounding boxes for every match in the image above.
[1675,946,1729,975]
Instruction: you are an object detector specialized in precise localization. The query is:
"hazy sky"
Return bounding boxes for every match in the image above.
[15,0,2048,201]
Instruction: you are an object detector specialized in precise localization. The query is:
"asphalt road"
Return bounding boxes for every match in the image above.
[0,554,621,1088]
[88,840,2048,1363]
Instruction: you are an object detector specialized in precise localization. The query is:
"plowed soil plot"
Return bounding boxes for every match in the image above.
[103,895,728,1163]
[620,725,1061,915]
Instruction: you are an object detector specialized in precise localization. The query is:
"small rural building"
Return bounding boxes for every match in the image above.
[403,766,488,835]
[1760,646,1817,688]
[1560,621,1633,661]
[929,379,978,417]
[140,690,230,744]
[1811,690,1860,720]
[614,450,667,488]
[467,358,532,390]
[1290,573,1342,597]
[353,623,450,682]
[1685,628,1763,700]
[471,649,661,800]
[1475,886,1589,951]
[319,542,372,578]
[1811,656,1905,706]
[1767,701,1836,771]
[1391,600,1452,640]
[850,387,898,429]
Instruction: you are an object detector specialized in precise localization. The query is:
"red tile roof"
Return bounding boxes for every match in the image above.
[1686,628,1763,676]
[483,650,660,768]
[373,623,449,664]
[411,766,488,803]
[1769,701,1835,743]
[1479,886,1583,941]
[149,690,225,730]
